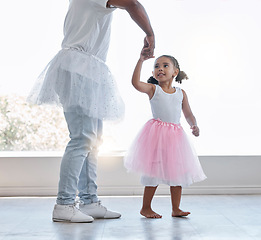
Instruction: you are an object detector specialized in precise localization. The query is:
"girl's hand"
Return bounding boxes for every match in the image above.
[191,125,200,137]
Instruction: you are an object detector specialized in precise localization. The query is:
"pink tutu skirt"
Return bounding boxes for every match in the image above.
[124,119,207,187]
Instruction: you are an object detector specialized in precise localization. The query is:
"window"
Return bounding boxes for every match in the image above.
[1,0,261,155]
[0,1,68,152]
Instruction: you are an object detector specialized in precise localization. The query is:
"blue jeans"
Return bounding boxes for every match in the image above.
[57,110,102,205]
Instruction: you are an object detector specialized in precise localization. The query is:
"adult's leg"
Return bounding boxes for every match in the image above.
[77,120,103,204]
[78,120,121,219]
[56,111,98,205]
[170,186,190,217]
[140,186,162,218]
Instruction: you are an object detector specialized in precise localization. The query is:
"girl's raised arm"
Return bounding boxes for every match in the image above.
[182,90,200,137]
[132,56,155,99]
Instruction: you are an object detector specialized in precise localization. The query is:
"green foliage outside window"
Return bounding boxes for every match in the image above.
[0,95,69,151]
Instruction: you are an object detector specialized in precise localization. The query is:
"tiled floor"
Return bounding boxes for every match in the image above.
[0,195,260,240]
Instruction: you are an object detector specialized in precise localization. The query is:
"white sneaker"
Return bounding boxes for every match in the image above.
[52,204,94,223]
[79,201,121,219]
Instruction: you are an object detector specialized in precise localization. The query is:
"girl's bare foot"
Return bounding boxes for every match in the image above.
[140,208,162,218]
[172,209,191,217]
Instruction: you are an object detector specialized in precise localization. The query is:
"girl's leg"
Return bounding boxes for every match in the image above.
[140,186,162,218]
[170,186,190,217]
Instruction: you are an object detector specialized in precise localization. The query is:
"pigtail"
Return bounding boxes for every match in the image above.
[147,76,159,85]
[176,71,188,84]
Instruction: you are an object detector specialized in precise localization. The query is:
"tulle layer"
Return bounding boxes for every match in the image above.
[124,119,207,187]
[27,49,125,121]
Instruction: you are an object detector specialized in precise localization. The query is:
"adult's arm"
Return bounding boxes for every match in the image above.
[107,0,155,57]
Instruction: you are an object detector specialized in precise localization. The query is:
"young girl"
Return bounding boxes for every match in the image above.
[124,50,207,219]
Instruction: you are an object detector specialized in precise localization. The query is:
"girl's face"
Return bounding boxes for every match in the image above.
[152,57,179,83]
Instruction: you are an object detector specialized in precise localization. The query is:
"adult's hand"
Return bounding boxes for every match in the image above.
[141,35,155,60]
[143,35,155,58]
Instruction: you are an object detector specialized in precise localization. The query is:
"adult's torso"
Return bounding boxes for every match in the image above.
[62,0,115,61]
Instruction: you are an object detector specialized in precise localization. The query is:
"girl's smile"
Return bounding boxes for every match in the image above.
[157,71,165,77]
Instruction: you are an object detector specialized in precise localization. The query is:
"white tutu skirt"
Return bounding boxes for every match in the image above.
[27,48,125,121]
[124,119,207,187]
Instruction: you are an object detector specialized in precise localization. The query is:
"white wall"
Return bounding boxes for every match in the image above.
[0,155,260,196]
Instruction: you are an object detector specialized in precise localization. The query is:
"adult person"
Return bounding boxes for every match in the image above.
[27,0,155,223]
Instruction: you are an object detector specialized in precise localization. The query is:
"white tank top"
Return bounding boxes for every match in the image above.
[150,85,183,124]
[62,0,115,62]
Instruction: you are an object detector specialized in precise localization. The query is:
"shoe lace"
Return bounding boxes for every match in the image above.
[74,199,106,210]
[74,199,83,209]
[96,201,107,210]
[62,203,79,213]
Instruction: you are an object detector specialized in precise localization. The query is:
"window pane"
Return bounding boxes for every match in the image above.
[0,95,68,151]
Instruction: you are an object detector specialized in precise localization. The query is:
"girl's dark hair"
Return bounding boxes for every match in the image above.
[147,55,188,84]
[147,76,159,84]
